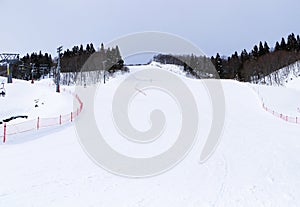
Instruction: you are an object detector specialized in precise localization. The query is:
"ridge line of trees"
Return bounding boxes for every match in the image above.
[154,33,300,82]
[1,43,126,82]
[59,43,127,85]
[61,43,124,73]
[213,33,300,82]
[19,51,53,80]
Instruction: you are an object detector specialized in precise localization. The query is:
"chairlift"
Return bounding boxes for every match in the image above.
[0,82,6,97]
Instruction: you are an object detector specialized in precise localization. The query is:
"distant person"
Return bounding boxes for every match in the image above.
[0,82,5,97]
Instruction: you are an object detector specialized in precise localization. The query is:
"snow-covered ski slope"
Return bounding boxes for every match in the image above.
[0,77,73,123]
[1,62,300,207]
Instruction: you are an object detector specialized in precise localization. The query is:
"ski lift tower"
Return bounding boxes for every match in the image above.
[56,46,63,93]
[0,53,19,83]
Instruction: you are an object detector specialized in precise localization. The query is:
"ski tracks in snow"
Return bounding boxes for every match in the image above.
[211,153,228,207]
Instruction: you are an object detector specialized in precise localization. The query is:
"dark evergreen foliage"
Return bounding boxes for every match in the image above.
[154,33,300,83]
[60,43,124,73]
[18,51,53,80]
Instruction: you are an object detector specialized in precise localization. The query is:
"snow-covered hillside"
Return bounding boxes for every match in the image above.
[253,60,300,120]
[0,63,300,207]
[0,77,73,123]
[258,60,300,86]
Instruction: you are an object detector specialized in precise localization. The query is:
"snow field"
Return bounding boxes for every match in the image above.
[0,62,300,206]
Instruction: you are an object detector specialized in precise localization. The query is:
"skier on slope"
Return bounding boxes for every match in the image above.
[0,82,5,97]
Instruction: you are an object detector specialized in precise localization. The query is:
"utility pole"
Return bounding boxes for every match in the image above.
[31,64,35,84]
[102,60,107,84]
[7,64,12,83]
[56,46,63,93]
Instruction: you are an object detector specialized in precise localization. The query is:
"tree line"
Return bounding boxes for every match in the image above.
[153,54,217,78]
[6,33,300,84]
[154,33,300,82]
[59,43,127,85]
[214,33,300,82]
[17,52,53,80]
[60,43,124,73]
[3,43,126,83]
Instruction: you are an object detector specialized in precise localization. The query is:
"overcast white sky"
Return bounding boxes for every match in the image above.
[1,0,299,59]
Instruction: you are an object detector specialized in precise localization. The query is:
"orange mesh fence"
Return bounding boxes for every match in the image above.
[247,86,300,124]
[5,119,37,136]
[261,97,299,124]
[1,91,83,143]
[39,117,61,128]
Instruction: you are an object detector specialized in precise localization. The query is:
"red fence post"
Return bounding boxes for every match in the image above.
[3,123,6,143]
[71,112,73,122]
[3,123,6,142]
[60,115,62,125]
[37,117,40,130]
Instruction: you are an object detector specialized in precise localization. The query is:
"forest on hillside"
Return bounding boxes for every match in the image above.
[2,33,300,85]
[58,43,127,85]
[0,43,126,82]
[154,33,300,83]
[60,43,125,73]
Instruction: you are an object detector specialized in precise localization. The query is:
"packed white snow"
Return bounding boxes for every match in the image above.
[0,77,73,124]
[0,62,300,207]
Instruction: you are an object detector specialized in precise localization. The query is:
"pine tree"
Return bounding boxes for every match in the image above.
[106,47,112,71]
[90,43,95,53]
[287,33,297,51]
[280,37,287,50]
[86,44,91,54]
[241,49,249,62]
[229,51,240,79]
[264,42,270,53]
[189,54,196,71]
[115,45,121,61]
[215,53,223,76]
[275,41,281,51]
[297,35,300,51]
[100,43,105,53]
[79,45,84,55]
[252,45,259,59]
[238,49,249,81]
[259,42,264,56]
[72,46,79,55]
